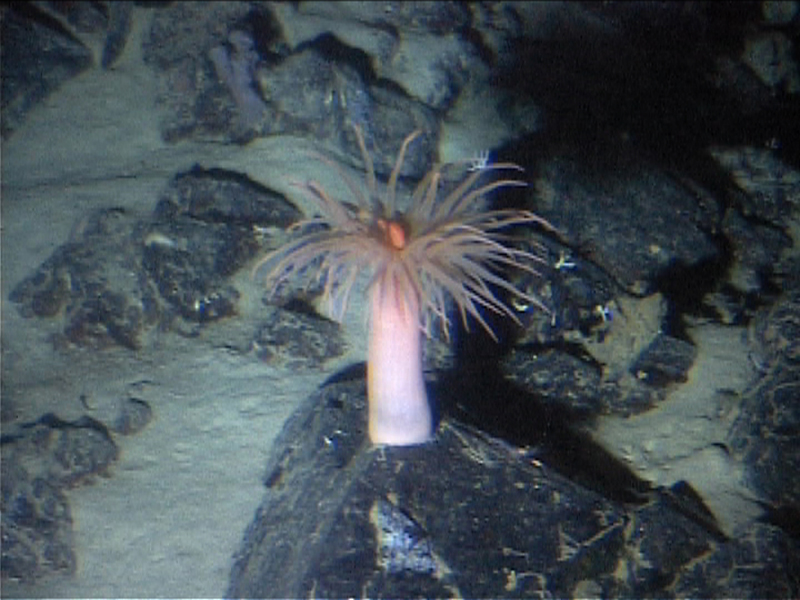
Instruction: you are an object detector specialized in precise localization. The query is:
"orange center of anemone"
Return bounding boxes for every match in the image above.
[377,219,407,251]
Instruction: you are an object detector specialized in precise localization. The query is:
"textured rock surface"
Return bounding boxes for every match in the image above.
[10,167,301,349]
[228,378,799,598]
[1,413,121,582]
[3,1,799,595]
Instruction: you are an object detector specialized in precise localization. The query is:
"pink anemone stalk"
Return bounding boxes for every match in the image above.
[254,127,550,446]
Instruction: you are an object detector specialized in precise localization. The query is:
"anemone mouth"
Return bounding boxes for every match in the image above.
[254,125,551,339]
[375,215,410,251]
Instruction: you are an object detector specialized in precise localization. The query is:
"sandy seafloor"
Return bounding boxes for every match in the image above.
[1,7,767,598]
[0,11,372,597]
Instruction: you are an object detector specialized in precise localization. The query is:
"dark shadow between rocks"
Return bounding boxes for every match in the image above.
[437,322,653,507]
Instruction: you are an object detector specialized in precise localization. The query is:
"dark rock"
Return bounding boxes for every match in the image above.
[748,290,800,365]
[253,47,340,140]
[10,208,156,350]
[112,398,153,436]
[513,239,620,346]
[228,376,799,597]
[630,334,697,386]
[323,2,471,36]
[143,167,299,323]
[675,521,800,598]
[710,146,800,226]
[0,461,76,583]
[34,1,134,70]
[100,2,133,69]
[142,227,243,324]
[51,424,118,486]
[161,166,301,228]
[616,486,796,598]
[12,413,119,488]
[253,44,438,178]
[503,288,674,417]
[142,2,254,140]
[0,4,93,138]
[0,395,152,587]
[228,380,630,598]
[0,413,120,584]
[617,492,716,596]
[142,2,441,171]
[501,347,605,414]
[0,2,135,138]
[252,307,347,370]
[502,333,670,418]
[732,292,800,514]
[10,168,299,349]
[721,207,792,294]
[354,85,438,179]
[534,149,721,296]
[143,2,253,71]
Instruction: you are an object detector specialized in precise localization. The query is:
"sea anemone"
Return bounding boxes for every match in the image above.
[254,127,549,445]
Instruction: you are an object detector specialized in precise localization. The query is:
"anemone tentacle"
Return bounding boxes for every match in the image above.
[256,125,551,445]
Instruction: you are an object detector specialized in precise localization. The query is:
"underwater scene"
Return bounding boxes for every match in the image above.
[1,2,798,597]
